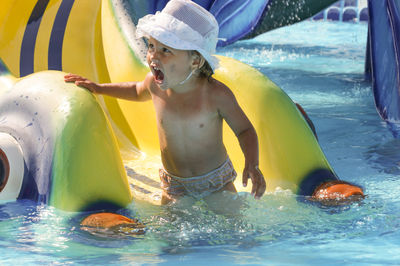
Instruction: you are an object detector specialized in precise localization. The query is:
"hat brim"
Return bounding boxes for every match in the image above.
[136,14,219,71]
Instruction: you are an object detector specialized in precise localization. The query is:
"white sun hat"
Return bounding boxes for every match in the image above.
[136,0,219,71]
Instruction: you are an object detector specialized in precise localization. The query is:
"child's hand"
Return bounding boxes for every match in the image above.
[242,165,266,199]
[64,73,99,93]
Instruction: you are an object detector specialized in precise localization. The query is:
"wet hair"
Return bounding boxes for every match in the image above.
[190,51,214,80]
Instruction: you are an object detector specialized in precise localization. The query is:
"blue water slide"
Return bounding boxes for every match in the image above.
[368,0,400,137]
[209,0,270,46]
[129,0,270,46]
[127,0,339,46]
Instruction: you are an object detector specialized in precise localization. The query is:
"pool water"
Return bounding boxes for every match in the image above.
[2,20,400,265]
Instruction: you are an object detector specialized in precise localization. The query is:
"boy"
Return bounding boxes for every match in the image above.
[65,0,266,204]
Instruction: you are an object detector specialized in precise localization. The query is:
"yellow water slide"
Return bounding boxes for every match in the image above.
[0,0,339,207]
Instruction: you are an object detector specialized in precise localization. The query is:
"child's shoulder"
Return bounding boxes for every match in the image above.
[207,77,235,97]
[206,77,237,105]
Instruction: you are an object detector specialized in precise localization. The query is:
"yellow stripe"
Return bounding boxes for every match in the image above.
[62,0,105,81]
[101,0,149,152]
[0,1,13,22]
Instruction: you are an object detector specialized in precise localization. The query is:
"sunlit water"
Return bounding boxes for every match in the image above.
[2,20,400,265]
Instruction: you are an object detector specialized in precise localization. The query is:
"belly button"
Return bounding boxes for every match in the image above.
[199,123,204,128]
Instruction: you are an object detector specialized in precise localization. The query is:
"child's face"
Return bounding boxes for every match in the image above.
[146,37,193,90]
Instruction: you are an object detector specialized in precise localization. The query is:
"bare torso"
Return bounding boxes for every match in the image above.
[150,78,227,177]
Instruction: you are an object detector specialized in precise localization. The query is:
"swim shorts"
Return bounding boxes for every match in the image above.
[159,157,237,199]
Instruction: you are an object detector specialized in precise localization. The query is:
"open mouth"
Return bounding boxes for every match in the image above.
[152,66,164,83]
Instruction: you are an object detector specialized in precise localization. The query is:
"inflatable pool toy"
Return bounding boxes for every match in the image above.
[0,0,365,214]
[0,62,132,211]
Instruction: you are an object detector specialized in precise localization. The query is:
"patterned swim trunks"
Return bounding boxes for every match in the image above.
[159,157,237,199]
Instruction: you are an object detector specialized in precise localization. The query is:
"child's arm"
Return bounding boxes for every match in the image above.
[64,73,151,101]
[216,84,266,199]
[236,127,265,197]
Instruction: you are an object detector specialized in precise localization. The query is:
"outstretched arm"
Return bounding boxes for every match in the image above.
[64,73,151,101]
[216,84,266,199]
